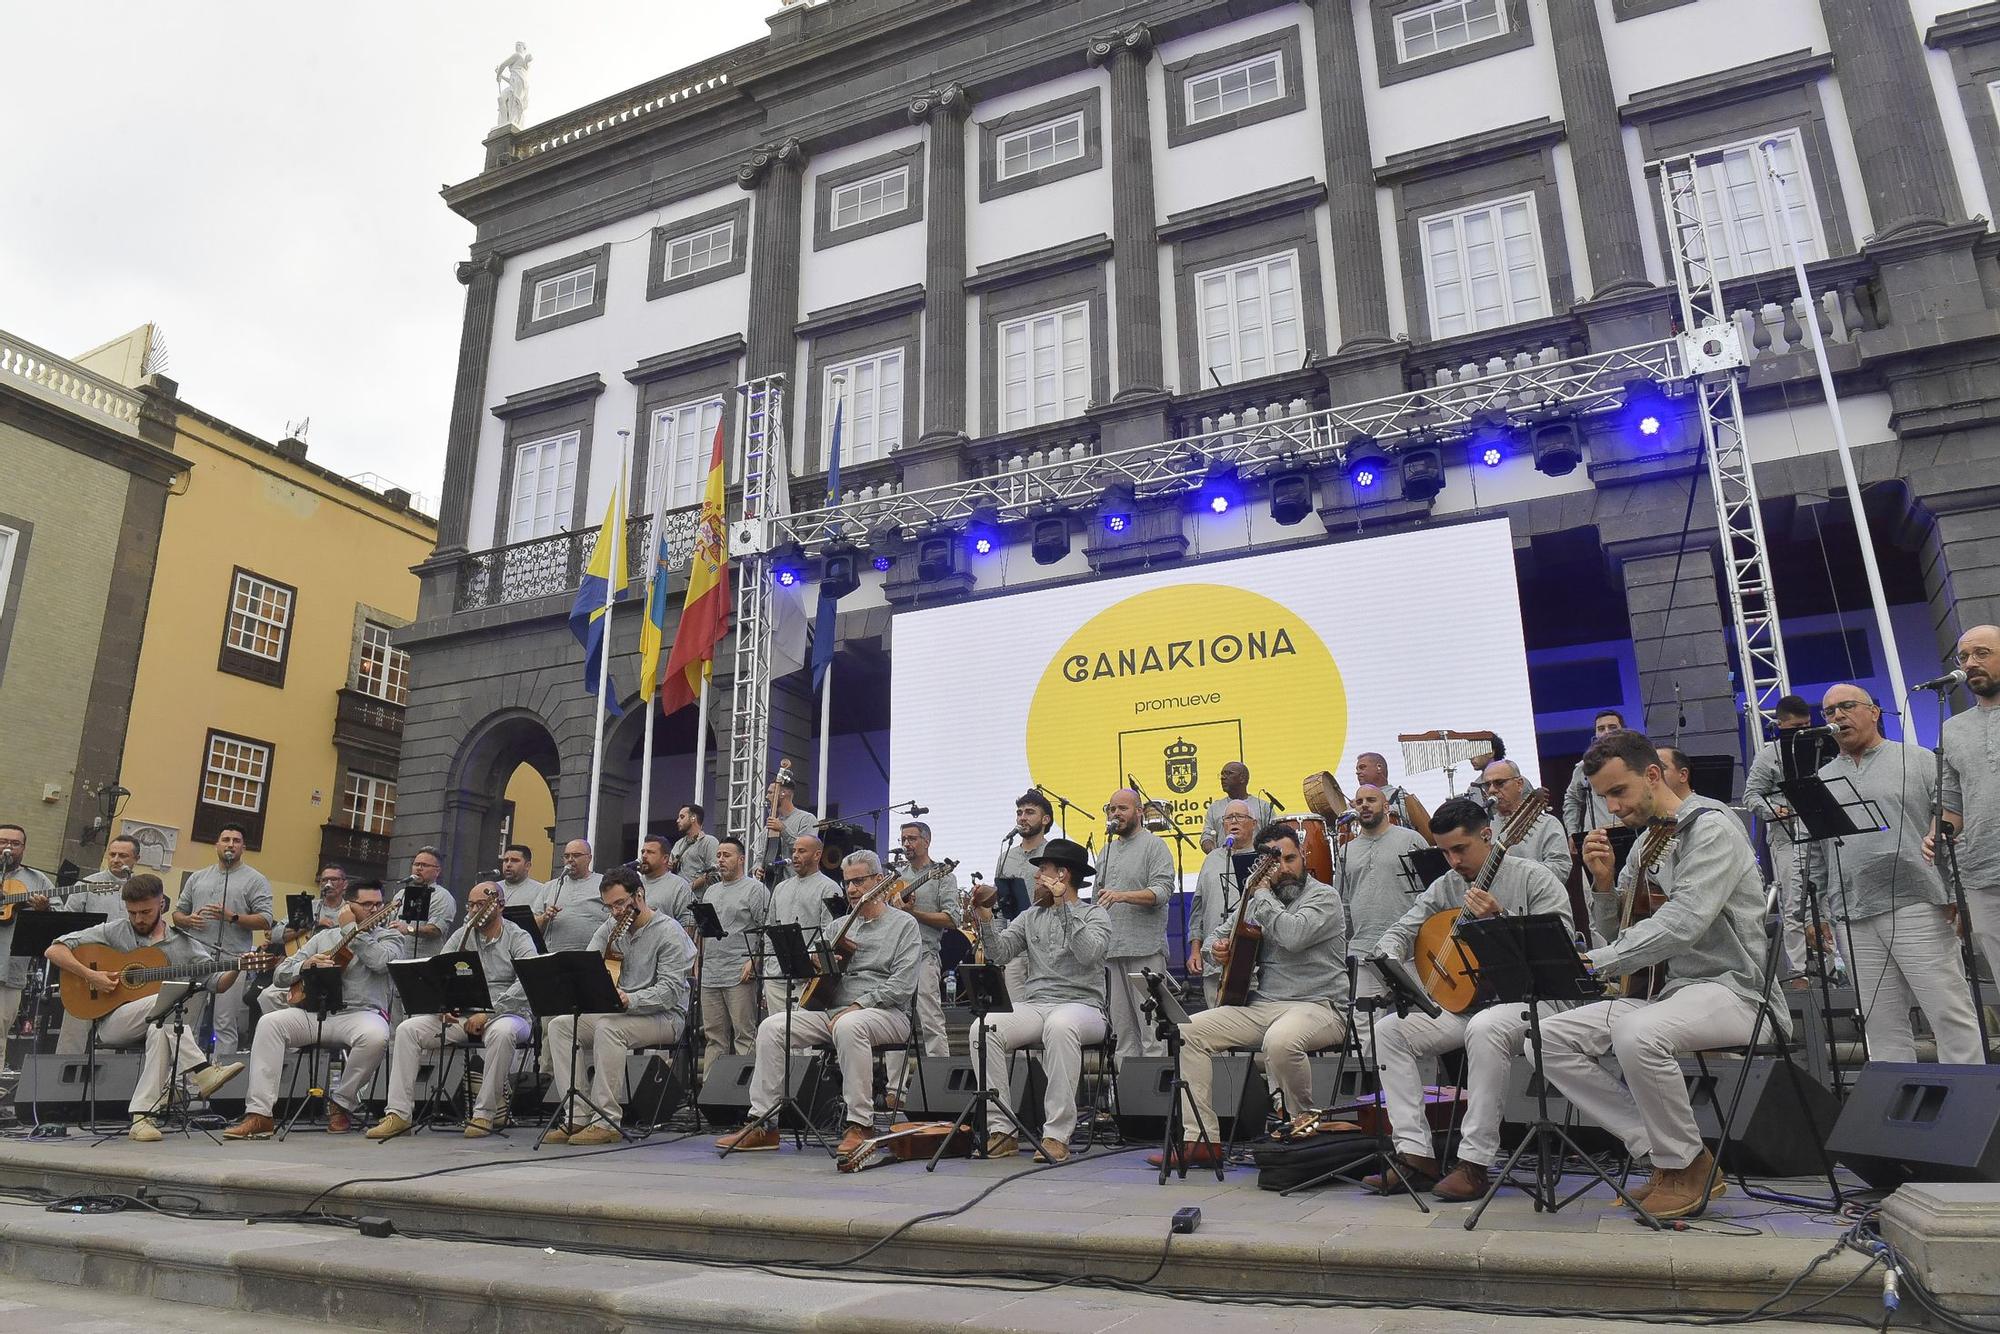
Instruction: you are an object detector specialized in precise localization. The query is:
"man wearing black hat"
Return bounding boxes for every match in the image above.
[968,838,1113,1164]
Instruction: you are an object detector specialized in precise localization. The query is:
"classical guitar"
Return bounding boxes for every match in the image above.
[62,943,277,1022]
[799,858,960,1011]
[0,868,50,925]
[285,893,402,1006]
[1411,789,1550,1014]
[1613,819,1678,1000]
[601,901,635,987]
[1215,853,1279,1008]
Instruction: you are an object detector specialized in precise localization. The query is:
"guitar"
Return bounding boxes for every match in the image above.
[799,858,960,1011]
[1411,789,1550,1014]
[1215,853,1279,1008]
[285,893,402,1006]
[601,902,635,987]
[0,870,51,925]
[62,943,278,1022]
[1613,819,1678,999]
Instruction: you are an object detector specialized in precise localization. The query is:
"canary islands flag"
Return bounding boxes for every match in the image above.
[567,481,627,717]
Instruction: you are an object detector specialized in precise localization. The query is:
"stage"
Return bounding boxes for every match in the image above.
[0,1122,1885,1330]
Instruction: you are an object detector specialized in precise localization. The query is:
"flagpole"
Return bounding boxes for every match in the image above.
[693,674,711,808]
[639,649,658,843]
[817,660,833,811]
[586,430,633,849]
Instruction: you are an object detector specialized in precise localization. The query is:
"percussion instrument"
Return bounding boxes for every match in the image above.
[1278,814,1333,884]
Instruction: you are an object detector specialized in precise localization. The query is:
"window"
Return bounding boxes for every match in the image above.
[506,431,580,543]
[218,568,296,686]
[1396,0,1507,61]
[1187,54,1283,126]
[1421,195,1548,337]
[997,114,1085,180]
[646,397,724,515]
[1195,252,1302,386]
[342,771,397,837]
[830,168,909,231]
[0,525,17,606]
[356,621,410,707]
[1687,131,1821,280]
[532,266,596,321]
[515,245,610,338]
[999,305,1091,429]
[192,728,273,847]
[822,351,904,467]
[665,221,734,282]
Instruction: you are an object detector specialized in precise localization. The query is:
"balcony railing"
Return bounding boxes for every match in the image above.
[454,507,702,612]
[1718,254,1882,367]
[319,824,391,874]
[0,327,143,431]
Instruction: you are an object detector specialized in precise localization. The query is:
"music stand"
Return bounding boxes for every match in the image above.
[1134,968,1223,1185]
[1399,848,1449,894]
[926,961,1026,1170]
[991,877,1028,920]
[389,951,492,1131]
[501,905,547,953]
[277,967,345,1140]
[15,911,103,1130]
[723,922,838,1160]
[686,900,729,1107]
[134,982,222,1145]
[1778,772,1885,1091]
[821,893,849,923]
[517,951,628,1149]
[284,894,314,939]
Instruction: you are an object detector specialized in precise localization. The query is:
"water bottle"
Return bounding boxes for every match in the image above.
[944,970,958,1006]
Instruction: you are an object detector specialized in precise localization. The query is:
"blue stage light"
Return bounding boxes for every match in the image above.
[1104,512,1129,534]
[1208,493,1230,514]
[872,554,894,573]
[1480,444,1504,468]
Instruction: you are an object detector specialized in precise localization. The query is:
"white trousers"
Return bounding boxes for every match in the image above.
[0,984,22,1059]
[546,1011,684,1128]
[975,1001,1106,1143]
[1376,1003,1531,1165]
[750,1005,909,1128]
[1966,885,2000,988]
[701,983,758,1069]
[1180,999,1345,1140]
[1846,903,1985,1064]
[92,997,210,1118]
[885,953,951,1087]
[1106,952,1169,1063]
[1771,842,1806,977]
[205,973,248,1054]
[385,1012,530,1123]
[244,1008,389,1116]
[1540,985,1759,1171]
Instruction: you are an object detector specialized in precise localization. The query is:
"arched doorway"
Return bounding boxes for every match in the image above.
[443,708,561,887]
[598,699,714,862]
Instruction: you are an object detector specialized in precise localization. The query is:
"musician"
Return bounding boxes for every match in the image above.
[66,835,137,916]
[1563,709,1626,850]
[637,835,695,928]
[1744,697,1822,978]
[1480,760,1571,881]
[1343,785,1431,1016]
[1189,801,1261,1008]
[394,847,459,959]
[1934,624,2000,987]
[303,864,350,936]
[700,837,771,1067]
[1355,753,1431,838]
[1170,823,1348,1168]
[764,776,818,875]
[0,823,53,1047]
[1542,729,1784,1220]
[996,789,1056,995]
[370,879,539,1141]
[1200,763,1272,853]
[1816,683,1981,1063]
[533,840,607,953]
[41,874,245,1139]
[223,879,407,1139]
[499,843,542,901]
[1364,798,1574,1201]
[1098,788,1176,1064]
[543,867,696,1146]
[763,833,836,1016]
[671,805,719,886]
[968,838,1111,1163]
[172,824,273,1055]
[885,820,960,1094]
[714,850,920,1157]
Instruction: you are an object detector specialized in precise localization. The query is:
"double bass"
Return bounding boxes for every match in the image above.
[1410,789,1549,1013]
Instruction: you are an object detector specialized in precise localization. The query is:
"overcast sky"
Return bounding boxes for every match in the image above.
[5,3,773,503]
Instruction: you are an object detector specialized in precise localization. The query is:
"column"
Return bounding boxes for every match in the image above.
[738,138,810,380]
[1615,537,1742,770]
[1088,24,1165,398]
[1310,0,1392,349]
[911,83,972,447]
[1918,492,2000,656]
[1545,0,1648,298]
[433,254,505,554]
[1818,0,1957,239]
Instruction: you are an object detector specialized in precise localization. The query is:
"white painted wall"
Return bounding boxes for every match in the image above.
[1153,9,1326,219]
[966,68,1115,272]
[1359,1,1563,161]
[1909,0,1996,223]
[1596,0,1826,103]
[798,131,928,318]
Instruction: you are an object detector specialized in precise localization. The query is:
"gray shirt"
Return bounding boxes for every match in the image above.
[900,860,962,956]
[1098,828,1176,958]
[403,881,459,959]
[1818,740,1950,920]
[1208,876,1349,1008]
[1,865,56,989]
[533,872,608,953]
[275,923,407,1016]
[498,875,543,907]
[56,917,205,965]
[1510,811,1574,883]
[176,862,275,956]
[826,907,921,1011]
[588,912,695,1018]
[437,918,540,1017]
[1590,795,1734,946]
[1190,848,1248,951]
[1342,824,1432,956]
[699,875,771,981]
[978,899,1112,1009]
[764,870,838,977]
[65,871,128,919]
[1376,855,1575,963]
[1564,766,1613,839]
[671,834,719,887]
[1745,740,1804,854]
[768,808,818,867]
[641,870,695,930]
[1940,703,2000,891]
[1201,795,1272,849]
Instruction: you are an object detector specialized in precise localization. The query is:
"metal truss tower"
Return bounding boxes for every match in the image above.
[724,374,789,864]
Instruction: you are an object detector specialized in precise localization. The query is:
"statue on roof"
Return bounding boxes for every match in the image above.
[495,42,533,130]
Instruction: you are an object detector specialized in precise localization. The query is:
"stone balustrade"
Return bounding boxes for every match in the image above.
[0,327,143,430]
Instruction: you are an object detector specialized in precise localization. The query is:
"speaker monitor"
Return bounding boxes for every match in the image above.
[1113,1055,1271,1141]
[902,1054,1047,1137]
[622,1053,684,1127]
[1501,1056,1621,1154]
[17,1052,142,1115]
[696,1053,841,1131]
[1828,1061,2000,1189]
[1684,1055,1842,1179]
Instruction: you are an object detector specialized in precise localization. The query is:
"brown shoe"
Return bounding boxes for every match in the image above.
[541,1123,577,1145]
[325,1105,354,1135]
[222,1113,275,1141]
[1361,1153,1439,1195]
[1619,1166,1663,1208]
[1431,1161,1492,1202]
[1034,1137,1073,1164]
[715,1124,781,1152]
[568,1123,622,1147]
[834,1123,872,1156]
[1644,1149,1727,1220]
[985,1132,1019,1158]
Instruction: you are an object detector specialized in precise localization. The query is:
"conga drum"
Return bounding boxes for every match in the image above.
[1280,815,1334,884]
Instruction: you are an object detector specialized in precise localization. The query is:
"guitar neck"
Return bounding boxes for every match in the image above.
[130,955,240,986]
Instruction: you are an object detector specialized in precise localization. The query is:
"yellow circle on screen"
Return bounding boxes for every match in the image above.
[1025,584,1347,836]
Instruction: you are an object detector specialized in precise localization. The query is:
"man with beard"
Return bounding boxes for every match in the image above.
[700,837,771,1066]
[763,833,836,1016]
[1342,785,1431,1022]
[670,805,719,888]
[172,824,273,1055]
[1564,710,1627,853]
[995,790,1056,995]
[1355,752,1431,842]
[498,844,542,903]
[1934,625,2000,989]
[1189,801,1261,1008]
[637,834,695,929]
[1096,788,1176,1063]
[1744,696,1827,979]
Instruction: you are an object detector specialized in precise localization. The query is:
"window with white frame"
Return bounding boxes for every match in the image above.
[1421,194,1549,337]
[999,305,1091,429]
[647,397,724,515]
[664,221,735,282]
[0,525,18,608]
[822,351,904,467]
[997,114,1085,180]
[1688,130,1822,280]
[531,266,597,321]
[1186,53,1284,126]
[226,572,292,662]
[355,621,410,707]
[202,734,270,813]
[830,168,909,231]
[1396,0,1507,61]
[1196,252,1302,386]
[506,430,580,543]
[342,771,397,837]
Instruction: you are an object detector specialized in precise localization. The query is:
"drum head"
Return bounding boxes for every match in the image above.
[1303,771,1347,820]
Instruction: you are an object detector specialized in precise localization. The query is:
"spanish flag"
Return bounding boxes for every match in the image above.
[567,480,627,717]
[658,419,731,716]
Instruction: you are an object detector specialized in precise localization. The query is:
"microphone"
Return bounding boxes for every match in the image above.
[1222,834,1236,850]
[1914,668,1968,692]
[1261,789,1286,813]
[1002,828,1020,844]
[1796,724,1838,737]
[1337,810,1360,825]
[908,802,929,818]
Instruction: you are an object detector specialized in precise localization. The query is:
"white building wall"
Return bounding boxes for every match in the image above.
[1153,10,1326,219]
[966,68,1115,272]
[798,131,928,318]
[1360,8,1563,161]
[1596,0,1826,103]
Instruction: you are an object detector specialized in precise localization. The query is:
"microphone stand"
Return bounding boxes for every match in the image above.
[1128,774,1197,965]
[1925,680,1992,1060]
[1032,782,1092,851]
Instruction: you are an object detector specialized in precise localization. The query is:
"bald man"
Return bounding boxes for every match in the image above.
[1098,788,1176,1063]
[1479,759,1571,882]
[1190,800,1261,1008]
[763,832,836,1016]
[1817,683,1980,1064]
[1341,784,1431,1057]
[1934,624,2000,988]
[1356,753,1431,839]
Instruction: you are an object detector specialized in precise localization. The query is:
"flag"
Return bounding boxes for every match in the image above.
[638,524,672,702]
[568,480,628,717]
[660,419,731,717]
[810,399,844,693]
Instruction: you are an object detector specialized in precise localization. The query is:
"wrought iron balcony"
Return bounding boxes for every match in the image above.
[319,823,392,875]
[454,507,701,612]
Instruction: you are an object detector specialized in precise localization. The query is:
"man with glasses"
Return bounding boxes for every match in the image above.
[1818,684,1981,1063]
[1479,758,1571,881]
[1932,625,2000,989]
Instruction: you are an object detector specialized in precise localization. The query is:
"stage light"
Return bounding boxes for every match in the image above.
[820,544,861,600]
[1344,435,1390,494]
[1198,465,1238,516]
[1097,482,1135,535]
[1401,446,1445,502]
[1529,420,1583,478]
[915,533,954,581]
[1623,377,1670,441]
[872,555,894,573]
[964,505,1000,558]
[769,540,805,588]
[1465,409,1513,469]
[1268,470,1313,526]
[1030,514,1070,565]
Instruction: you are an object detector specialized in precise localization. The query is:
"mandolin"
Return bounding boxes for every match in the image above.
[62,943,277,1022]
[1215,853,1279,1008]
[799,858,960,1011]
[1410,789,1549,1014]
[1613,819,1678,999]
[285,893,402,1006]
[601,902,635,987]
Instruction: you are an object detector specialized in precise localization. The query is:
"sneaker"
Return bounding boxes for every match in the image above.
[326,1105,354,1135]
[189,1061,245,1101]
[222,1113,275,1141]
[128,1117,162,1143]
[464,1117,494,1139]
[714,1124,781,1152]
[365,1113,412,1142]
[1035,1137,1074,1164]
[1431,1161,1492,1202]
[568,1123,622,1147]
[1361,1153,1440,1195]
